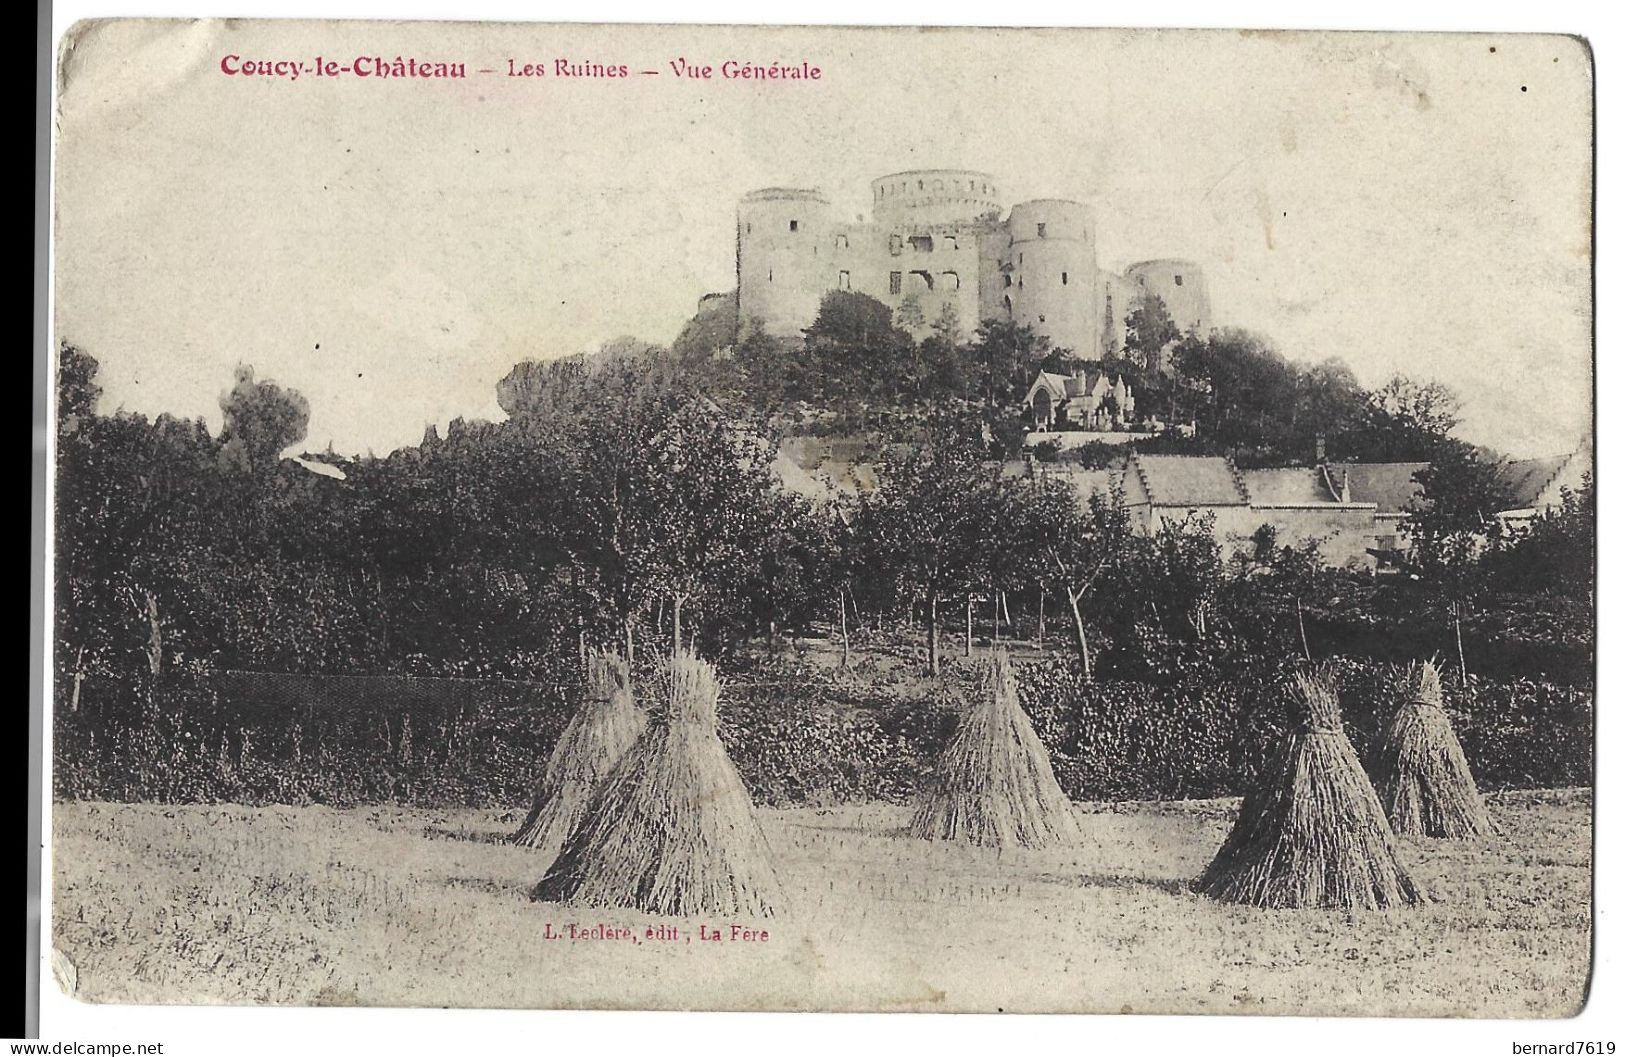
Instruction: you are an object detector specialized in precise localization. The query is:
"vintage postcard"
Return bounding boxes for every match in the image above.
[48,20,1594,1015]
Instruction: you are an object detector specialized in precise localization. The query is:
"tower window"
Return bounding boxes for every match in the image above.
[889,272,902,295]
[1174,274,1184,286]
[789,220,799,232]
[746,223,752,234]
[909,235,933,253]
[1062,271,1069,285]
[917,180,924,190]
[909,270,934,292]
[941,271,960,290]
[838,270,851,290]
[1037,223,1048,238]
[768,269,773,282]
[943,236,958,251]
[1003,274,1012,288]
[889,234,903,256]
[835,234,848,250]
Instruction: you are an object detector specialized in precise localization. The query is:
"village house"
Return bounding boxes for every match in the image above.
[1023,368,1136,432]
[1495,437,1593,525]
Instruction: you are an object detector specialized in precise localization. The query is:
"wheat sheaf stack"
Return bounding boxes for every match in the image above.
[511,649,646,862]
[533,649,783,917]
[1375,659,1495,839]
[1196,669,1427,909]
[908,648,1083,849]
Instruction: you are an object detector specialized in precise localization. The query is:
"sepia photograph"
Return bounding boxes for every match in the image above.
[46,17,1594,1021]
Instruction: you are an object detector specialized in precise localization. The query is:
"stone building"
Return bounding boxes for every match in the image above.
[1013,454,1384,569]
[733,169,1211,357]
[1023,368,1136,431]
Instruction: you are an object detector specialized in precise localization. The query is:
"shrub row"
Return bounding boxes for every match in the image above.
[52,654,1592,809]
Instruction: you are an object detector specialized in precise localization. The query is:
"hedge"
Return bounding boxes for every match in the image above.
[52,654,1591,809]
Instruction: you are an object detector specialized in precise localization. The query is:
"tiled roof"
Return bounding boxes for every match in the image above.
[1498,454,1572,509]
[1133,454,1247,506]
[1326,462,1430,514]
[1242,467,1339,505]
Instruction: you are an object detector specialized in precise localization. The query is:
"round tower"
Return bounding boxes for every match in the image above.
[1002,200,1100,357]
[736,188,833,341]
[1123,259,1211,336]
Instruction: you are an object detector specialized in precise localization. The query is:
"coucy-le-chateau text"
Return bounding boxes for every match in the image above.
[218,55,823,82]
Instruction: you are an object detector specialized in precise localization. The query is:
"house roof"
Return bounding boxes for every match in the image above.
[1026,369,1128,407]
[1133,454,1247,507]
[1498,454,1573,509]
[1030,462,1126,496]
[1242,467,1339,505]
[1025,371,1070,406]
[1326,462,1429,514]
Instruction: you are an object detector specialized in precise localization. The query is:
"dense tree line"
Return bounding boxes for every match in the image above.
[690,289,1483,469]
[54,328,1592,698]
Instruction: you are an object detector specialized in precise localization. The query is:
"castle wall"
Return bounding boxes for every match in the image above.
[871,170,1002,229]
[866,171,1002,338]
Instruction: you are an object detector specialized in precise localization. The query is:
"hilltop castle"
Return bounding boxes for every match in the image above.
[733,169,1212,358]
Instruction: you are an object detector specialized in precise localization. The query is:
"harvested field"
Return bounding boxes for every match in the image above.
[50,789,1591,1016]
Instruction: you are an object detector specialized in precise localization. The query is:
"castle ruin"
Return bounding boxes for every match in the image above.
[734,169,1212,357]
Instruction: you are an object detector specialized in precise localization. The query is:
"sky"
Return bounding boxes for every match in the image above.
[54,21,1592,458]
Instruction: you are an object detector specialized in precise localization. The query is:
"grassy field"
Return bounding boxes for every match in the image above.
[50,789,1590,1016]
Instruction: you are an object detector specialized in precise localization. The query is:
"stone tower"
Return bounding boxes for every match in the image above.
[994,200,1101,358]
[736,188,834,341]
[1122,259,1212,336]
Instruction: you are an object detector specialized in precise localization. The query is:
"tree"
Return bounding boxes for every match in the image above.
[894,293,927,337]
[1018,476,1135,679]
[964,320,1056,457]
[1123,292,1180,372]
[520,355,780,658]
[217,365,310,476]
[802,290,916,414]
[1144,511,1224,642]
[1293,358,1367,461]
[1404,441,1516,676]
[1489,474,1594,602]
[851,434,1006,673]
[56,343,102,431]
[1349,375,1463,461]
[931,299,963,348]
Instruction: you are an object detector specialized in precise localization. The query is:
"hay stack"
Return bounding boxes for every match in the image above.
[533,650,783,916]
[1196,670,1427,909]
[1376,660,1494,838]
[511,650,646,858]
[907,649,1082,848]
